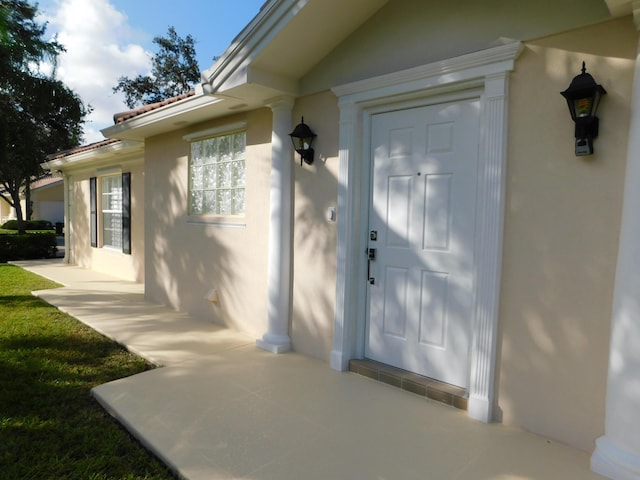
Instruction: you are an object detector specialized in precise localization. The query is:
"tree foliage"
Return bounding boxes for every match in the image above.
[0,0,88,233]
[113,26,200,109]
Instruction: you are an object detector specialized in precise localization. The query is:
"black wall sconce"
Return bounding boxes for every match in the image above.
[561,61,607,156]
[289,117,316,165]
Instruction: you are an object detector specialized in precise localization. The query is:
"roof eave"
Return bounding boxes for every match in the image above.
[200,0,294,93]
[42,140,143,173]
[201,0,389,96]
[101,93,225,141]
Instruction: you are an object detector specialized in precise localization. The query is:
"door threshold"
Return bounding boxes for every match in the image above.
[349,359,468,411]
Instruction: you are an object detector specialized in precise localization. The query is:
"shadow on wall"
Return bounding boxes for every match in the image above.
[495,28,634,451]
[144,116,273,338]
[292,158,340,361]
[146,150,231,329]
[291,93,342,362]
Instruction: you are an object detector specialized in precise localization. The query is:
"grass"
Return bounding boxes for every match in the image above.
[0,264,175,479]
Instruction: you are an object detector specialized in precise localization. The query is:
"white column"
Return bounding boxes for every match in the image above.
[591,10,640,480]
[257,97,294,354]
[62,172,71,264]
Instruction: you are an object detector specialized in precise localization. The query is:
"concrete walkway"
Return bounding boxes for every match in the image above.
[15,259,606,480]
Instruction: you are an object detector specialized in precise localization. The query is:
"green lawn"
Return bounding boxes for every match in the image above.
[0,264,175,479]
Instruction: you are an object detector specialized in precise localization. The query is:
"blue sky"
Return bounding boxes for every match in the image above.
[107,0,265,68]
[35,0,265,142]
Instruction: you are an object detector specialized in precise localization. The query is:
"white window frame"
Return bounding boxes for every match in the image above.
[100,174,123,250]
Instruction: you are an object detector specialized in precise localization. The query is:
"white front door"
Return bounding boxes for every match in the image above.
[365,99,479,388]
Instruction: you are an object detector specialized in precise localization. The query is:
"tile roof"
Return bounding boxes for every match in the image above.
[46,91,196,161]
[30,174,63,190]
[113,90,196,124]
[46,138,120,161]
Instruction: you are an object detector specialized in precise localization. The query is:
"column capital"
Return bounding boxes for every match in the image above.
[264,95,295,111]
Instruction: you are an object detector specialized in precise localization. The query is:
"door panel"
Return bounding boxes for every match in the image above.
[366,99,479,388]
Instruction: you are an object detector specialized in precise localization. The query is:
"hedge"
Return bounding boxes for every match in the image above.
[0,232,58,263]
[1,219,54,231]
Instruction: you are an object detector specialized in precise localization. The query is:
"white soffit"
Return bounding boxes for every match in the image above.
[101,94,226,141]
[42,140,143,173]
[202,0,388,95]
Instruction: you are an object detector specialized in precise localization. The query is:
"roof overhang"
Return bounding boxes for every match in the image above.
[100,0,626,142]
[101,0,388,142]
[42,140,144,174]
[202,0,387,95]
[30,176,64,193]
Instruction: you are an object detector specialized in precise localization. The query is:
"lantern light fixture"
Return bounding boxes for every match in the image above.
[560,61,607,156]
[289,117,316,165]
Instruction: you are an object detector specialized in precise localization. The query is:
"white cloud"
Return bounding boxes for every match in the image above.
[39,0,152,143]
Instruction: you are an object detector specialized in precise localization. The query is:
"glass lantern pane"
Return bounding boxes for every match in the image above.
[574,97,593,118]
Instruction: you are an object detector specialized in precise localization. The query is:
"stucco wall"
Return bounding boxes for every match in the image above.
[499,17,637,451]
[301,0,610,95]
[67,159,145,283]
[290,11,636,452]
[80,3,635,455]
[291,91,340,361]
[144,109,272,338]
[0,200,12,223]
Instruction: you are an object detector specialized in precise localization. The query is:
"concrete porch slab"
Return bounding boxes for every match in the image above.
[14,260,606,480]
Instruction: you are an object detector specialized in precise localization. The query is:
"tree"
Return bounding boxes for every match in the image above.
[0,0,88,233]
[113,26,200,109]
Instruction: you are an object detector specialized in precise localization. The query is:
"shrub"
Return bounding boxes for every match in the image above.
[0,232,57,262]
[1,219,54,231]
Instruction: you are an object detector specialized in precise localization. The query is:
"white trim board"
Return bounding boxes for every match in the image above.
[330,41,523,423]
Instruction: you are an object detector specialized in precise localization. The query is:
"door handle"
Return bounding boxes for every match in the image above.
[367,248,376,285]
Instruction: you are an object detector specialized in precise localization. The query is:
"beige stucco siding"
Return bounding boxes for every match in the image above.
[287,14,636,452]
[65,5,635,455]
[143,109,272,338]
[301,0,610,96]
[499,17,637,451]
[1,197,15,223]
[31,185,62,203]
[67,160,145,283]
[291,91,340,361]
